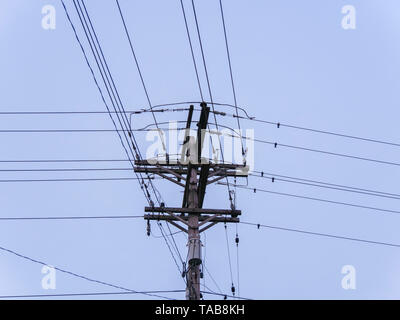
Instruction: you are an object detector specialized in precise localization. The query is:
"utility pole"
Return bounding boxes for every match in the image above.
[134,103,247,300]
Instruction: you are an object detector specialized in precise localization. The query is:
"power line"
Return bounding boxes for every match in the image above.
[250,171,400,200]
[0,290,185,299]
[0,244,173,299]
[239,115,400,148]
[0,215,144,221]
[115,0,166,156]
[224,224,235,297]
[6,126,400,168]
[0,177,158,183]
[191,0,234,208]
[179,0,204,101]
[76,0,162,205]
[5,103,399,149]
[201,290,250,300]
[221,132,400,168]
[0,168,134,173]
[218,0,244,156]
[240,221,400,248]
[61,0,153,205]
[0,290,248,300]
[221,182,400,216]
[0,159,132,163]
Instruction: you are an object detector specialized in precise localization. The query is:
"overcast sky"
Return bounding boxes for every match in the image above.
[1,0,400,299]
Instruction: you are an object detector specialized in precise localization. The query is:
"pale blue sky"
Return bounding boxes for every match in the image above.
[1,0,400,299]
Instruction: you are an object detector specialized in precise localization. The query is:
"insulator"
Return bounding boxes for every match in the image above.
[200,293,203,299]
[253,188,256,193]
[257,224,260,229]
[277,122,280,128]
[274,142,278,148]
[160,202,165,208]
[146,220,151,236]
[235,235,239,245]
[182,262,186,278]
[231,285,236,295]
[261,171,264,177]
[224,295,227,300]
[272,177,275,183]
[200,271,204,279]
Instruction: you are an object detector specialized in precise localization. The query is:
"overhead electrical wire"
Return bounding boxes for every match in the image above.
[179,0,204,101]
[190,0,234,208]
[0,177,159,183]
[115,0,166,156]
[3,102,400,150]
[0,215,144,221]
[224,224,235,297]
[0,290,185,299]
[0,290,249,300]
[221,182,400,216]
[64,1,185,280]
[250,171,400,200]
[221,131,400,168]
[238,115,400,148]
[61,0,154,205]
[1,214,399,249]
[218,0,244,156]
[4,125,400,168]
[240,221,400,249]
[0,244,173,300]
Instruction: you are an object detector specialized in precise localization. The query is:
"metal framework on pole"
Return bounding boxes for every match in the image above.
[134,103,247,300]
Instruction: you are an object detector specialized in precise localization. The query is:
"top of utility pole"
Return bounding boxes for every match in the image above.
[134,103,248,300]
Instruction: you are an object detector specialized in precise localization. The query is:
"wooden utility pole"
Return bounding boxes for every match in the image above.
[134,103,247,300]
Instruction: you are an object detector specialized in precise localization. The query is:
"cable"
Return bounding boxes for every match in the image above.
[250,171,400,200]
[191,0,234,208]
[0,290,185,299]
[179,0,204,101]
[113,0,165,206]
[115,0,166,156]
[0,177,159,183]
[222,131,400,168]
[201,290,250,300]
[240,115,400,148]
[61,0,153,205]
[218,0,244,156]
[77,0,162,205]
[235,223,240,297]
[222,182,400,216]
[0,215,144,221]
[164,221,184,265]
[0,244,173,299]
[0,168,135,172]
[157,222,184,278]
[224,224,235,296]
[240,221,400,248]
[204,265,223,294]
[0,159,130,163]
